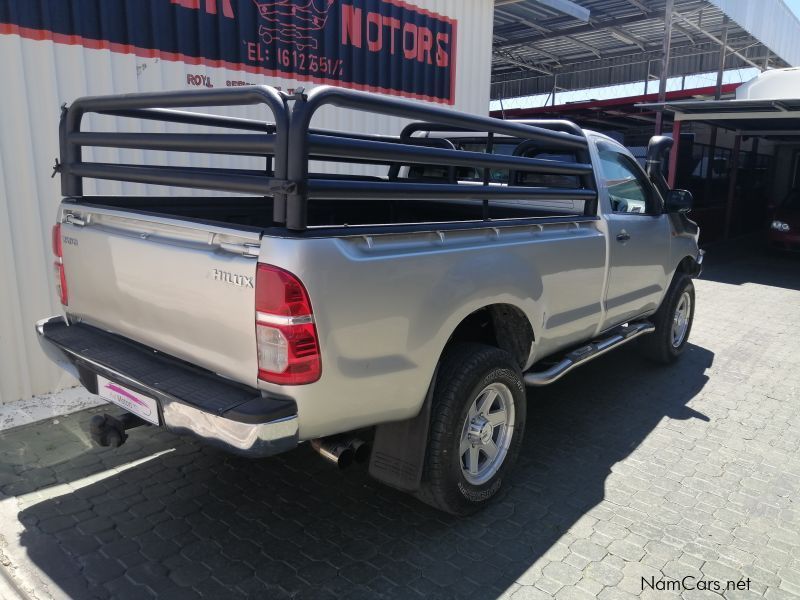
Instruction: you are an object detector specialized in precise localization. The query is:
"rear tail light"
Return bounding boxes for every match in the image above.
[52,223,63,257]
[51,223,68,306]
[255,264,321,385]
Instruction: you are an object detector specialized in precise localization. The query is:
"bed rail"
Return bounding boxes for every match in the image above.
[58,85,597,232]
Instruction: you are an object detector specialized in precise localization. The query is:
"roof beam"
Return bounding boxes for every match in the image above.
[492,50,553,75]
[527,45,563,64]
[491,37,754,83]
[624,0,651,14]
[674,111,800,122]
[671,23,697,45]
[605,110,658,124]
[494,11,664,48]
[494,16,550,37]
[672,10,763,70]
[513,18,550,35]
[609,27,647,51]
[564,36,602,58]
[573,115,647,129]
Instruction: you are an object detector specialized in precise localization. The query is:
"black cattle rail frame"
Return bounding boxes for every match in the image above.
[58,85,598,232]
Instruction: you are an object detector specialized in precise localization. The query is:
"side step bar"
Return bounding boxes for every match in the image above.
[524,321,655,386]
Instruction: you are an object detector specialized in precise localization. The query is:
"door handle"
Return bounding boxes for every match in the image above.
[616,231,631,242]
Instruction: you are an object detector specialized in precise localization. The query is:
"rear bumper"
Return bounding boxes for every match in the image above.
[36,316,298,458]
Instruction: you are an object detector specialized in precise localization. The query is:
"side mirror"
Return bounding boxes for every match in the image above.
[665,189,693,213]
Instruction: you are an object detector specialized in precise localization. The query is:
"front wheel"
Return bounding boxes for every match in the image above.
[640,274,695,364]
[416,343,526,515]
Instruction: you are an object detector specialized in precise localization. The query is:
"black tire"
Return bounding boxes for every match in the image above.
[416,343,526,516]
[640,274,695,364]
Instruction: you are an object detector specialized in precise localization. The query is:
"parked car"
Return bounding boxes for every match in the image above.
[37,86,702,515]
[769,190,800,252]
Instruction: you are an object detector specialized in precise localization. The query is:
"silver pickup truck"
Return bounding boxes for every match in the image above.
[37,86,702,515]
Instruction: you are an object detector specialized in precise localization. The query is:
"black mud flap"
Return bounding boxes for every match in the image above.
[368,368,436,492]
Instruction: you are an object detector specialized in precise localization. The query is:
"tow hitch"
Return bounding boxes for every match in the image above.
[89,412,148,448]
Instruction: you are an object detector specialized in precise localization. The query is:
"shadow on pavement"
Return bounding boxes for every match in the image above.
[5,343,713,599]
[700,235,800,291]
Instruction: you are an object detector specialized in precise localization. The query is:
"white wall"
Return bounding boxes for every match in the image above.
[0,0,494,404]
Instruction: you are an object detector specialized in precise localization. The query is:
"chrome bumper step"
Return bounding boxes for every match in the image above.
[524,320,655,386]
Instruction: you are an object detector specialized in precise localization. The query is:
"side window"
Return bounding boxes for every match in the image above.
[597,143,658,215]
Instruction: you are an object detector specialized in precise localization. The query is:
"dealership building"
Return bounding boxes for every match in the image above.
[1,0,799,404]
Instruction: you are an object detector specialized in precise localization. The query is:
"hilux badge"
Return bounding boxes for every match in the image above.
[212,269,254,288]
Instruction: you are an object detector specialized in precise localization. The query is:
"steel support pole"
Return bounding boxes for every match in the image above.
[705,17,728,204]
[668,119,681,188]
[724,134,741,239]
[654,0,674,135]
[714,17,729,96]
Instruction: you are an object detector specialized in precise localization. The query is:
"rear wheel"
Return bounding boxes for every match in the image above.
[416,343,526,515]
[640,274,695,364]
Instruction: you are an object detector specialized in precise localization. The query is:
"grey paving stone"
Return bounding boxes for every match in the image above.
[511,586,553,600]
[585,560,624,587]
[570,538,608,562]
[598,587,639,600]
[542,561,582,586]
[35,514,74,534]
[534,576,565,596]
[608,539,646,562]
[80,555,125,584]
[554,584,599,600]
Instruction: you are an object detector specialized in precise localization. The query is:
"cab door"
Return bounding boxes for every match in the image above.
[596,140,670,329]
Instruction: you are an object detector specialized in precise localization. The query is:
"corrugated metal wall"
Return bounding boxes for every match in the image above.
[0,0,493,404]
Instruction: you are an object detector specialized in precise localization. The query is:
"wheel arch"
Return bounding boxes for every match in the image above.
[441,303,535,371]
[675,254,701,277]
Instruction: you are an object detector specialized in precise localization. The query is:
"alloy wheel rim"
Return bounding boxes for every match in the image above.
[671,291,692,347]
[459,382,515,485]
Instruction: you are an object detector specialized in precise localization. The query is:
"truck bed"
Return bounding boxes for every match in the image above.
[78,195,587,231]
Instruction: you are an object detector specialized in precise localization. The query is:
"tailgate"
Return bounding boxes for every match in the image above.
[59,204,262,387]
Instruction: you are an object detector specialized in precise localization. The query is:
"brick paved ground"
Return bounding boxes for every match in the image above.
[1,243,799,600]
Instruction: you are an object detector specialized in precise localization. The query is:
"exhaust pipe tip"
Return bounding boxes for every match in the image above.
[337,447,355,469]
[311,438,355,469]
[346,438,371,464]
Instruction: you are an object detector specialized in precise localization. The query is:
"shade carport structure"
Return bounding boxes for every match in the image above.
[640,73,800,241]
